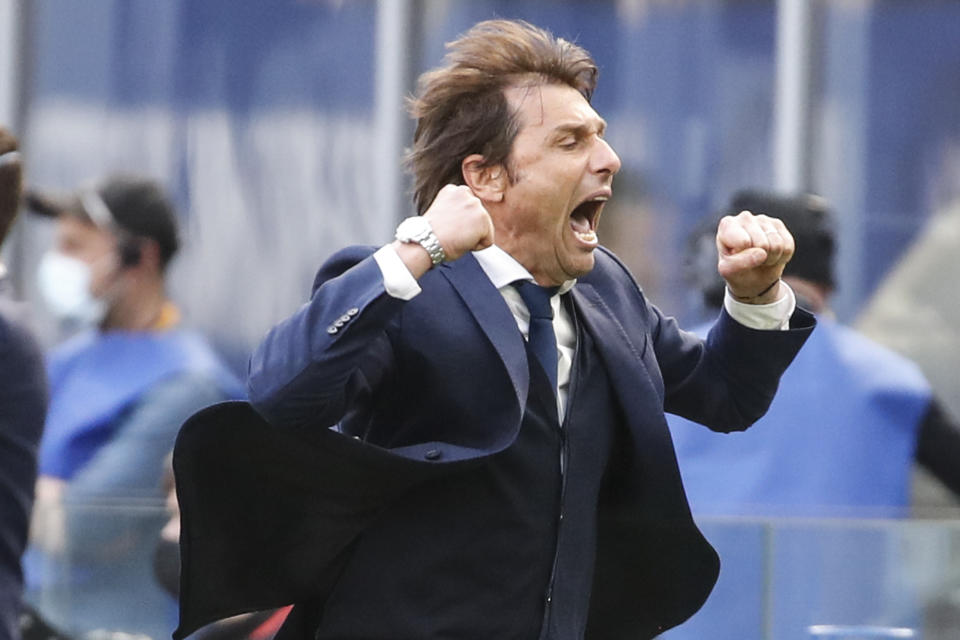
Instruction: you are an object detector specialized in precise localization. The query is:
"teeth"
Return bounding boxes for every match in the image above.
[574,230,597,244]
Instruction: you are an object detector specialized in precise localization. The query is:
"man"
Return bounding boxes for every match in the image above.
[0,128,47,640]
[24,176,242,639]
[666,190,960,639]
[174,20,814,640]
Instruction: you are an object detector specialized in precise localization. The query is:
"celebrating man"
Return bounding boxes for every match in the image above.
[175,19,814,640]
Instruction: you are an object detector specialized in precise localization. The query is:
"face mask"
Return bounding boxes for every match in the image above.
[37,251,108,326]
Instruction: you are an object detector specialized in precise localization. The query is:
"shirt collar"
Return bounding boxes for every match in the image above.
[472,245,576,295]
[152,301,182,330]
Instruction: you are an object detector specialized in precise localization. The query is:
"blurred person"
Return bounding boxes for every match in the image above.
[665,189,960,640]
[23,176,243,639]
[852,195,960,640]
[173,19,814,640]
[855,196,960,514]
[0,128,48,640]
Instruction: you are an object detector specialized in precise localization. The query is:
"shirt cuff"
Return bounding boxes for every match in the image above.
[373,244,422,301]
[723,281,796,331]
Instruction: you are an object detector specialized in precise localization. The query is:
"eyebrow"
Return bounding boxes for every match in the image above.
[552,119,607,139]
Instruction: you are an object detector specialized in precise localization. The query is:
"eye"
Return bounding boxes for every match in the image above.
[559,138,579,150]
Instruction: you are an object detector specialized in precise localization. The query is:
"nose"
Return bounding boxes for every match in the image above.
[592,137,621,176]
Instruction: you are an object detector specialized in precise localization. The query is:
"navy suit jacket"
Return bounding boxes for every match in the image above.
[174,246,814,639]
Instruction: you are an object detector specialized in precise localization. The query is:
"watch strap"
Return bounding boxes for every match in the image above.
[396,217,446,266]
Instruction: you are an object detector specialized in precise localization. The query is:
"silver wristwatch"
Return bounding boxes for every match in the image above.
[395,216,446,266]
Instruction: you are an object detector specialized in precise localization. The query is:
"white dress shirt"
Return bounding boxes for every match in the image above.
[373,244,796,421]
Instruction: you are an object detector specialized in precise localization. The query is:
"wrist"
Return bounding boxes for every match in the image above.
[729,279,782,305]
[390,240,433,280]
[395,216,446,266]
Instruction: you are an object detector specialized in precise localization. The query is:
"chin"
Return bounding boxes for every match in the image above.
[564,252,596,279]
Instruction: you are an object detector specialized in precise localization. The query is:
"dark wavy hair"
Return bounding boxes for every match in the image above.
[0,127,23,246]
[405,19,599,214]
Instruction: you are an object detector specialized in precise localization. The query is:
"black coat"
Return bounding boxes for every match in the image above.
[174,247,814,639]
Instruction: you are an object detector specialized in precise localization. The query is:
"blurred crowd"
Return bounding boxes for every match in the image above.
[0,126,247,640]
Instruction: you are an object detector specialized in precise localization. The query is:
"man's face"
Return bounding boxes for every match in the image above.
[492,82,621,286]
[55,215,121,298]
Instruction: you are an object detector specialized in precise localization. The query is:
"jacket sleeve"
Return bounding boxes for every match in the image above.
[246,246,406,430]
[657,303,816,432]
[585,248,816,434]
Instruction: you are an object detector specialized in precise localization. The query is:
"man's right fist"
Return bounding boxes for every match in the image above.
[423,184,495,263]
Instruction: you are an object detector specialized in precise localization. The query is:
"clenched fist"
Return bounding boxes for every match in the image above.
[716,210,795,304]
[391,184,496,279]
[423,184,495,262]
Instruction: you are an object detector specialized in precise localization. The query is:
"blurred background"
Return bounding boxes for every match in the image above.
[3,0,960,638]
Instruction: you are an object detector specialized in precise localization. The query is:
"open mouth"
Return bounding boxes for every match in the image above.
[569,195,607,245]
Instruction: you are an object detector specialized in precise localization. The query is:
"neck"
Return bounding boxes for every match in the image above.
[101,277,171,331]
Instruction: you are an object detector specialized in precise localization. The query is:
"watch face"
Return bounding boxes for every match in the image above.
[397,216,428,240]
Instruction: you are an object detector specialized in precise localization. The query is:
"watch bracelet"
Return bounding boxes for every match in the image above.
[420,230,446,265]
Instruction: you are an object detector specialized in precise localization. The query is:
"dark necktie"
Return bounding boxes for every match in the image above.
[515,281,560,392]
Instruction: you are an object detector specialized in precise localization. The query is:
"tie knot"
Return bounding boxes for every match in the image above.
[515,281,558,320]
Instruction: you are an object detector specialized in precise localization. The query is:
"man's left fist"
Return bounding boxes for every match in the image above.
[716,210,795,304]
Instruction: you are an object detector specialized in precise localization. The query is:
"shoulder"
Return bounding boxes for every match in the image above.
[47,329,98,366]
[826,321,930,395]
[311,245,379,293]
[122,370,233,434]
[141,370,231,407]
[581,246,649,306]
[153,329,245,397]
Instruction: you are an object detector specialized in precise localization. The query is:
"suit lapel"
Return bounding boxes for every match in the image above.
[438,261,658,428]
[438,255,529,414]
[571,282,690,498]
[569,283,662,420]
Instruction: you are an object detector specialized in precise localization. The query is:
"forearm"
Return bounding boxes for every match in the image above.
[662,306,815,431]
[915,398,960,497]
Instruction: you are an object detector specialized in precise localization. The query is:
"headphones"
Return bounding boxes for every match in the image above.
[81,189,143,269]
[117,237,143,268]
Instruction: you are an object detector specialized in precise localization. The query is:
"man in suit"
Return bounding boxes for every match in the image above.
[174,19,814,640]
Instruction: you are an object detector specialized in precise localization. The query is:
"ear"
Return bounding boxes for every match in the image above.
[461,154,506,203]
[131,238,163,273]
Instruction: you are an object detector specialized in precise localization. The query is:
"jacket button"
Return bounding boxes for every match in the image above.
[424,449,442,461]
[339,314,352,323]
[326,326,338,334]
[347,307,359,316]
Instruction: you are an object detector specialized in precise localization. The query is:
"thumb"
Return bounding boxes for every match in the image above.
[474,211,496,251]
[718,247,767,276]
